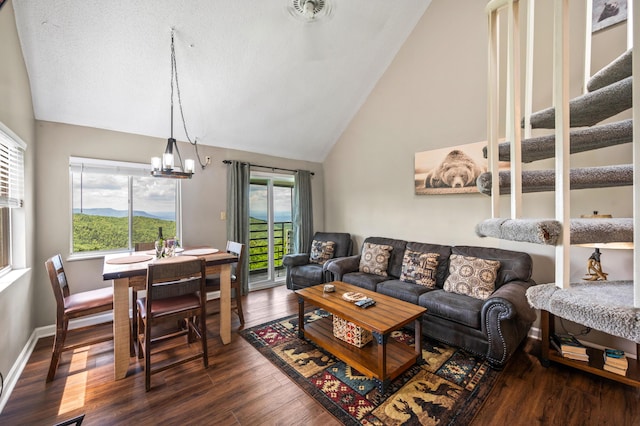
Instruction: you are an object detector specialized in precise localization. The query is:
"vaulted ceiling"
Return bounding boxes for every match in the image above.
[12,0,431,162]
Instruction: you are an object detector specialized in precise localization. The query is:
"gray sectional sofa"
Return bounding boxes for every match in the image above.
[325,236,537,368]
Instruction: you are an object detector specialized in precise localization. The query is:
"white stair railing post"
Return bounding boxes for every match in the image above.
[507,0,523,219]
[633,0,639,307]
[488,9,500,218]
[554,0,571,290]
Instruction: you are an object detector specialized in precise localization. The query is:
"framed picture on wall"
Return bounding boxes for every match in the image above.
[414,141,508,195]
[592,0,627,33]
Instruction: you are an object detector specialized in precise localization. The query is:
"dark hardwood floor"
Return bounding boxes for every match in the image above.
[1,285,639,425]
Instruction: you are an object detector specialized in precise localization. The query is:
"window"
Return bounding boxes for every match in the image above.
[249,172,294,289]
[0,124,26,273]
[70,157,181,254]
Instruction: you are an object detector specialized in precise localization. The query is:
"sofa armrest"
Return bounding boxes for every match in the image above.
[480,280,537,367]
[325,255,361,281]
[283,253,310,268]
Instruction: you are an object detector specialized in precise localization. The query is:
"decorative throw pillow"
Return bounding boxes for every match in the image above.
[359,242,393,277]
[443,255,501,300]
[309,240,336,265]
[400,250,439,287]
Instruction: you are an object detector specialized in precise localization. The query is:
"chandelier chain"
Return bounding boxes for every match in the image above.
[170,29,206,169]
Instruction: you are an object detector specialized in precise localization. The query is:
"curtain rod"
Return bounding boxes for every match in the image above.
[222,160,314,176]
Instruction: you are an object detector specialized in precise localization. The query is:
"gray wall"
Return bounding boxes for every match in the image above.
[0,0,36,380]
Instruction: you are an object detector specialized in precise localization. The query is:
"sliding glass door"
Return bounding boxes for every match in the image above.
[249,172,294,290]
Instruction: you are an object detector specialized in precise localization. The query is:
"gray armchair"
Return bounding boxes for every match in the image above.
[283,232,352,290]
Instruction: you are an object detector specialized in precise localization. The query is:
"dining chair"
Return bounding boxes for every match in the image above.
[205,241,245,325]
[136,256,208,391]
[131,242,156,356]
[45,254,114,382]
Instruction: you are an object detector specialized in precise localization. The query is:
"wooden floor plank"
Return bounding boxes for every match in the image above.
[1,284,639,425]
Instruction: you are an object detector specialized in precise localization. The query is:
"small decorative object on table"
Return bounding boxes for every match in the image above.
[341,291,367,302]
[323,284,335,293]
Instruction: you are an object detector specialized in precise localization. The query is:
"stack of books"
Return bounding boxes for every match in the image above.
[603,348,628,376]
[551,333,589,361]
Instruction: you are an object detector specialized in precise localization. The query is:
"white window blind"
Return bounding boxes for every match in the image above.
[69,156,152,177]
[0,125,26,208]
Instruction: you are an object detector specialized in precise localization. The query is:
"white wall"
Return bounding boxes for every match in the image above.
[0,0,36,380]
[323,0,633,348]
[33,121,324,327]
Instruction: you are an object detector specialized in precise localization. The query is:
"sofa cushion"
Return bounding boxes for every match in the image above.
[399,250,439,288]
[405,242,452,288]
[443,255,500,300]
[419,289,484,329]
[290,264,324,288]
[359,242,393,276]
[452,246,532,287]
[342,272,389,292]
[309,240,335,265]
[376,279,434,304]
[363,237,408,278]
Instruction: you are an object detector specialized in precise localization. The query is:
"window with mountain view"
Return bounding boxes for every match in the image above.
[70,157,179,254]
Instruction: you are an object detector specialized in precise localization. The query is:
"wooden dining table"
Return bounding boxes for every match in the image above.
[102,247,237,380]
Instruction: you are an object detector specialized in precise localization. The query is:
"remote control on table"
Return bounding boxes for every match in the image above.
[356,298,376,308]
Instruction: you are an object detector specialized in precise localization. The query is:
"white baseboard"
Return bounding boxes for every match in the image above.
[0,312,113,414]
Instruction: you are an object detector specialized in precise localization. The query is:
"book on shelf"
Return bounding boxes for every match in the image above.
[603,363,628,376]
[550,338,589,361]
[604,348,628,370]
[552,333,587,355]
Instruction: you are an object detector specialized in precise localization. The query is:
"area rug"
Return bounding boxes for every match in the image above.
[240,309,502,425]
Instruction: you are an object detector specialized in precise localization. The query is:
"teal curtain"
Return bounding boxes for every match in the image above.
[293,170,313,254]
[226,161,250,295]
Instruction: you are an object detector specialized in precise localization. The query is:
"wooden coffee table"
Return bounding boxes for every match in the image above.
[296,281,427,392]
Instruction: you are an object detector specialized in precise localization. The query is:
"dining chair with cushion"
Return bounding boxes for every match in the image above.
[131,242,156,356]
[205,241,245,325]
[45,254,114,382]
[136,256,208,391]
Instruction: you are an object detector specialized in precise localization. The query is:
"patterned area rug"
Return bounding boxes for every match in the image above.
[240,310,501,425]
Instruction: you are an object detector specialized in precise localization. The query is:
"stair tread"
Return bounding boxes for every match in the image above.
[485,119,632,163]
[476,164,633,195]
[587,49,632,92]
[526,77,631,129]
[476,218,633,246]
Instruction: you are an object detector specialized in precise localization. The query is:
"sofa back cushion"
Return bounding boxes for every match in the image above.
[309,240,336,265]
[399,250,439,287]
[405,242,452,288]
[451,246,532,288]
[359,242,393,276]
[310,232,352,258]
[443,254,501,300]
[363,237,407,278]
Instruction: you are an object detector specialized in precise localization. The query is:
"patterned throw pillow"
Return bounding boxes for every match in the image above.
[359,242,393,277]
[309,240,336,265]
[400,250,439,287]
[443,254,501,300]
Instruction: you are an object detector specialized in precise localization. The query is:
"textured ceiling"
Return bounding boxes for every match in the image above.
[12,0,431,162]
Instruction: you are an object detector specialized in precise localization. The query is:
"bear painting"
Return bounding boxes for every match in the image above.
[415,141,505,195]
[423,149,484,189]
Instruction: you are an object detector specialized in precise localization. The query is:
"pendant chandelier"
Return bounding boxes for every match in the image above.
[151,29,204,179]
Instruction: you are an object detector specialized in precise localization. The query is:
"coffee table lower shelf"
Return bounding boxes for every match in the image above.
[303,315,419,383]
